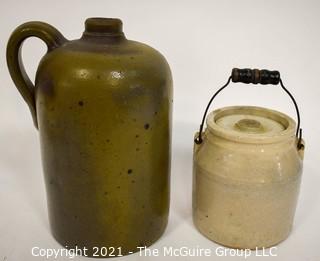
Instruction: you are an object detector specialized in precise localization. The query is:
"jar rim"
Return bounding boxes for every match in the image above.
[206,106,296,144]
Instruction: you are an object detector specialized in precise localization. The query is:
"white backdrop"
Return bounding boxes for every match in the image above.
[1,0,319,260]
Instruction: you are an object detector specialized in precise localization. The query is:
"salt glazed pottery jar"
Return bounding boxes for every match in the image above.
[7,18,172,257]
[193,69,305,249]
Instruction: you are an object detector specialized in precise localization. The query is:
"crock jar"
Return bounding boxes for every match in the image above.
[193,69,305,249]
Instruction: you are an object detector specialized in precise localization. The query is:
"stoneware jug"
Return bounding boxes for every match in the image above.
[7,18,172,257]
[193,69,305,249]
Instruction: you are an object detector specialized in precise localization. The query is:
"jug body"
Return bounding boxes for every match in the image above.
[193,106,304,249]
[7,18,172,257]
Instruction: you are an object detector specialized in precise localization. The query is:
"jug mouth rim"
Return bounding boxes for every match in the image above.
[83,17,124,37]
[206,105,296,144]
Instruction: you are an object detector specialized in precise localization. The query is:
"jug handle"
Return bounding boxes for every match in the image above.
[6,22,67,128]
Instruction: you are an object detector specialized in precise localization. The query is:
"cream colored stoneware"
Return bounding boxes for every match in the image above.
[193,106,305,249]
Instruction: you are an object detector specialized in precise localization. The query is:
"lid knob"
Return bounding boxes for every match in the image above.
[235,118,264,133]
[84,18,123,35]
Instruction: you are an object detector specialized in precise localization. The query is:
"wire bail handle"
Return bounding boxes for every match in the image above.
[194,68,303,149]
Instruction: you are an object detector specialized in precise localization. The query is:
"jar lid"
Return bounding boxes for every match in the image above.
[206,106,296,144]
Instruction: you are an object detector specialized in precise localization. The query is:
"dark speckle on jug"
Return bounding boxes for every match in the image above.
[127,169,133,174]
[144,123,150,130]
[78,100,84,106]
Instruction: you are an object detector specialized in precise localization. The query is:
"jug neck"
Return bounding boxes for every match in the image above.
[81,18,126,41]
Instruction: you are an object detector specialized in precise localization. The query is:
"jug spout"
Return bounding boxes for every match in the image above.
[82,17,126,41]
[84,17,123,34]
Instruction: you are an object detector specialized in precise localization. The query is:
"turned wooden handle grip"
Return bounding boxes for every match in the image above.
[232,68,280,85]
[195,68,302,147]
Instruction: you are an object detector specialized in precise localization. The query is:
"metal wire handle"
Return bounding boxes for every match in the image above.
[194,68,303,149]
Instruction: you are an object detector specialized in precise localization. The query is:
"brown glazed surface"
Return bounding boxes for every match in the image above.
[7,18,173,257]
